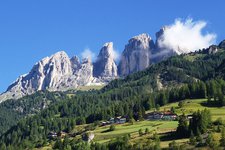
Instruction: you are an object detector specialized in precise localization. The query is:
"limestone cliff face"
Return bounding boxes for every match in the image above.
[93,42,118,79]
[118,33,155,76]
[219,40,225,49]
[0,51,74,101]
[0,51,99,102]
[1,30,217,102]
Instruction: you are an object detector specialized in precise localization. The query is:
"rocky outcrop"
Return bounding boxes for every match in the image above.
[93,42,118,79]
[208,45,218,54]
[0,51,101,102]
[1,31,220,102]
[151,27,177,63]
[118,33,155,76]
[219,40,225,49]
[70,56,81,73]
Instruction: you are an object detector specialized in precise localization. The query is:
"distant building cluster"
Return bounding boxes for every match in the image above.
[145,111,177,121]
[101,116,127,126]
[48,131,67,139]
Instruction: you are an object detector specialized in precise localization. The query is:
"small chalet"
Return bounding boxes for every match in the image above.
[146,111,177,121]
[108,116,127,124]
[48,131,57,139]
[146,112,164,120]
[162,111,177,120]
[187,115,193,119]
[115,116,127,124]
[100,121,111,126]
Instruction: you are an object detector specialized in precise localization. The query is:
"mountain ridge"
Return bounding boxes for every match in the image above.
[1,42,225,148]
[0,29,222,102]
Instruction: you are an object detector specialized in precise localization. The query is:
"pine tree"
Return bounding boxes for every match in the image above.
[139,129,143,136]
[220,127,225,147]
[206,133,218,149]
[153,133,161,150]
[196,128,203,146]
[169,141,179,150]
[0,143,6,150]
[189,130,196,145]
[176,114,189,138]
[145,128,150,135]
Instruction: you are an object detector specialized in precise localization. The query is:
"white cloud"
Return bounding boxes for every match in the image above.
[158,18,217,54]
[81,48,96,61]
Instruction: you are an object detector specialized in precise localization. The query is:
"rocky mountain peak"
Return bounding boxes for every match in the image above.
[100,42,114,58]
[0,51,97,102]
[93,42,118,78]
[118,33,154,76]
[219,40,225,49]
[128,33,153,50]
[208,45,218,54]
[155,26,169,49]
[70,56,80,73]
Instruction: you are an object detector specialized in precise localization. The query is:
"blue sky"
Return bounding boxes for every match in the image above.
[0,0,225,92]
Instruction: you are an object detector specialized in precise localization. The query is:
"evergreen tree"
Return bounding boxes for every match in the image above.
[153,133,161,150]
[139,129,143,136]
[189,130,196,145]
[176,114,189,138]
[206,133,218,149]
[169,141,179,150]
[220,127,225,147]
[145,128,150,135]
[0,143,6,150]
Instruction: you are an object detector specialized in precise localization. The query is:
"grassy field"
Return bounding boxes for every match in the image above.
[77,85,104,91]
[92,98,225,147]
[66,85,105,97]
[157,99,225,121]
[38,98,225,149]
[93,121,178,144]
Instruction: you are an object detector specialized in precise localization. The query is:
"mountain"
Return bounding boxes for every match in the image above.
[93,42,118,80]
[0,46,117,102]
[219,40,225,48]
[0,29,219,102]
[1,42,225,149]
[118,33,155,76]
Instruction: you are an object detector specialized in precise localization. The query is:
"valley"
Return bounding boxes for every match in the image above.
[36,98,224,149]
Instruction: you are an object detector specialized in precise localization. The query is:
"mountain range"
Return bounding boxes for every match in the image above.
[0,37,225,148]
[0,28,220,102]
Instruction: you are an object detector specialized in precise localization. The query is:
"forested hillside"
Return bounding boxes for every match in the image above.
[1,43,225,149]
[0,91,67,135]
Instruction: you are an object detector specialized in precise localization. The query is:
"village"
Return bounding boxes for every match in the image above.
[47,110,181,140]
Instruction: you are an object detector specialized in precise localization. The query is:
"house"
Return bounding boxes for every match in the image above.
[115,116,127,124]
[48,131,57,139]
[146,111,177,121]
[100,121,111,126]
[108,116,127,124]
[146,112,164,120]
[109,118,115,124]
[187,115,193,119]
[162,111,177,120]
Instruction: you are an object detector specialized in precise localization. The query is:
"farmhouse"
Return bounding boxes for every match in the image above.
[48,131,57,139]
[146,111,177,121]
[115,116,127,124]
[101,116,127,125]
